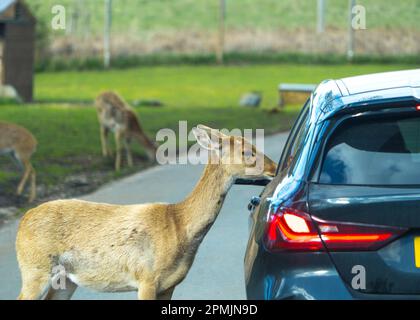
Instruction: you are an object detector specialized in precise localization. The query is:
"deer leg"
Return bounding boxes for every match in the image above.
[123,139,133,167]
[16,158,32,197]
[44,278,78,300]
[100,125,110,157]
[157,287,175,300]
[137,282,157,300]
[114,130,122,172]
[29,168,36,203]
[10,151,23,169]
[18,268,51,300]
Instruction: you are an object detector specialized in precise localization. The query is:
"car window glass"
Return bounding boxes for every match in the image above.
[279,106,309,174]
[320,114,420,185]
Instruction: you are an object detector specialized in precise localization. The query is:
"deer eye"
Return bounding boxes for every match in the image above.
[242,150,254,157]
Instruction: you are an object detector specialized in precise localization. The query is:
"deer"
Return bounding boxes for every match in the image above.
[0,122,37,202]
[95,91,158,171]
[16,125,277,300]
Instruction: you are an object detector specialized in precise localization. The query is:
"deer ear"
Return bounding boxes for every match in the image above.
[192,127,220,151]
[197,124,226,139]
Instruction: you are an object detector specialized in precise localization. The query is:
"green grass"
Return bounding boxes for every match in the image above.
[1,63,417,205]
[28,0,419,33]
[36,63,416,109]
[0,104,296,162]
[28,0,420,72]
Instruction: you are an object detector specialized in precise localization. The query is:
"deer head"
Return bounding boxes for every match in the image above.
[192,124,277,181]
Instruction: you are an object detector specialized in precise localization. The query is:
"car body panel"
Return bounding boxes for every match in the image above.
[309,183,420,294]
[308,184,420,228]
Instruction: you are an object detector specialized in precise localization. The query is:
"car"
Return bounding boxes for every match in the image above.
[244,69,420,300]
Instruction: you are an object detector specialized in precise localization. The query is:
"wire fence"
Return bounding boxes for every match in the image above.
[29,0,420,62]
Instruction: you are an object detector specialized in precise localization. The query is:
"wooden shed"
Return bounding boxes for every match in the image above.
[0,0,36,102]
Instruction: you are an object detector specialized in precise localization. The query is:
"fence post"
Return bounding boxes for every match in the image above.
[216,0,226,64]
[317,0,326,33]
[347,0,355,61]
[104,0,112,68]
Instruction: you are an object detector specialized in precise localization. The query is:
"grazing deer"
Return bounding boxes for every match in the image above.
[95,91,157,171]
[16,125,277,300]
[0,122,37,202]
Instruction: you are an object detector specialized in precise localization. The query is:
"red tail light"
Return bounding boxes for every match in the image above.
[265,207,406,252]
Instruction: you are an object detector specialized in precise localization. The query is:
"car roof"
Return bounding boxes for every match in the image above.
[312,69,420,122]
[339,69,420,95]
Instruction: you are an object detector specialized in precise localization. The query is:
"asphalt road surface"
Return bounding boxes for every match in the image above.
[0,132,288,300]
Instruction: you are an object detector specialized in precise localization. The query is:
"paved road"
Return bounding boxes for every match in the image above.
[0,132,288,300]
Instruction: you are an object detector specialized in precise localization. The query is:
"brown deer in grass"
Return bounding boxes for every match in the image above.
[95,91,157,171]
[16,125,277,300]
[0,122,37,202]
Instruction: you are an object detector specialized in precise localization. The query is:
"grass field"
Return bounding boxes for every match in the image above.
[0,63,416,208]
[28,0,420,68]
[29,0,419,33]
[36,64,414,108]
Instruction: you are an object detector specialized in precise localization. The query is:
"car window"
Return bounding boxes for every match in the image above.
[279,104,310,174]
[320,114,420,185]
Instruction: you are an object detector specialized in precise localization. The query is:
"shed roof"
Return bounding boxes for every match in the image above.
[0,0,35,23]
[0,0,16,14]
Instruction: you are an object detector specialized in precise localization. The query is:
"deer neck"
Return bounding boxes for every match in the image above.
[177,163,234,243]
[133,131,156,151]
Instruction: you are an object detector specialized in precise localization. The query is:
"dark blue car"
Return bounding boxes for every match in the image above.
[245,69,420,299]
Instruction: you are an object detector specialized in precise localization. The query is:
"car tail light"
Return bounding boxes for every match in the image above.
[265,207,406,252]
